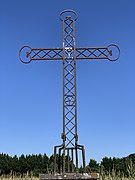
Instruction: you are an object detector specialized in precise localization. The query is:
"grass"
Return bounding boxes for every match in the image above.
[0,173,39,180]
[0,178,39,180]
[99,161,135,180]
[0,159,135,180]
[0,176,39,180]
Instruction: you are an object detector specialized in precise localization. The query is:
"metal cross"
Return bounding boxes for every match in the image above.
[19,10,120,175]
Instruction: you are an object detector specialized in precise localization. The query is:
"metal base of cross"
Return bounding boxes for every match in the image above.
[53,143,86,174]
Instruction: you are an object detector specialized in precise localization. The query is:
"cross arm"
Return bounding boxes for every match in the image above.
[76,44,120,61]
[19,46,63,64]
[19,44,120,64]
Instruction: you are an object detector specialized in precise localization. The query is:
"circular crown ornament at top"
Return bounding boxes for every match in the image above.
[59,10,78,21]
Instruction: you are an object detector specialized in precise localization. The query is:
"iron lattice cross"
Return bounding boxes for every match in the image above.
[19,10,120,175]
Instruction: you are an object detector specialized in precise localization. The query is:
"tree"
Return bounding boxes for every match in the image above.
[101,157,113,173]
[11,155,19,173]
[18,154,29,174]
[42,153,49,173]
[89,159,99,173]
[0,153,12,175]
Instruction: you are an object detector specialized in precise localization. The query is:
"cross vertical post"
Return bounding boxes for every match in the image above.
[54,10,86,175]
[19,9,120,177]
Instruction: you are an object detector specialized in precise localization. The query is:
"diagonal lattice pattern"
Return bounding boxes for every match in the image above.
[21,47,110,62]
[76,47,109,59]
[64,58,76,147]
[29,47,109,61]
[31,48,63,60]
[63,17,76,148]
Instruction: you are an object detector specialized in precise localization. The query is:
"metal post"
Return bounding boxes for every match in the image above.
[71,148,74,173]
[67,149,70,173]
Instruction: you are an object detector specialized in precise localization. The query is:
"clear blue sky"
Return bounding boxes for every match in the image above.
[1,0,135,165]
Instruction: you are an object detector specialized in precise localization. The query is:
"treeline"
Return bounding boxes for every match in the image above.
[88,153,135,177]
[0,153,135,177]
[0,153,50,176]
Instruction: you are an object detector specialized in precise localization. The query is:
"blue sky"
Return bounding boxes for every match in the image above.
[1,0,135,165]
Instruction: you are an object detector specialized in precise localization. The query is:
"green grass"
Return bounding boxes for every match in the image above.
[0,178,39,180]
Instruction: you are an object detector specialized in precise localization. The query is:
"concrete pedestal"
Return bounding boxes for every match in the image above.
[40,173,99,179]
